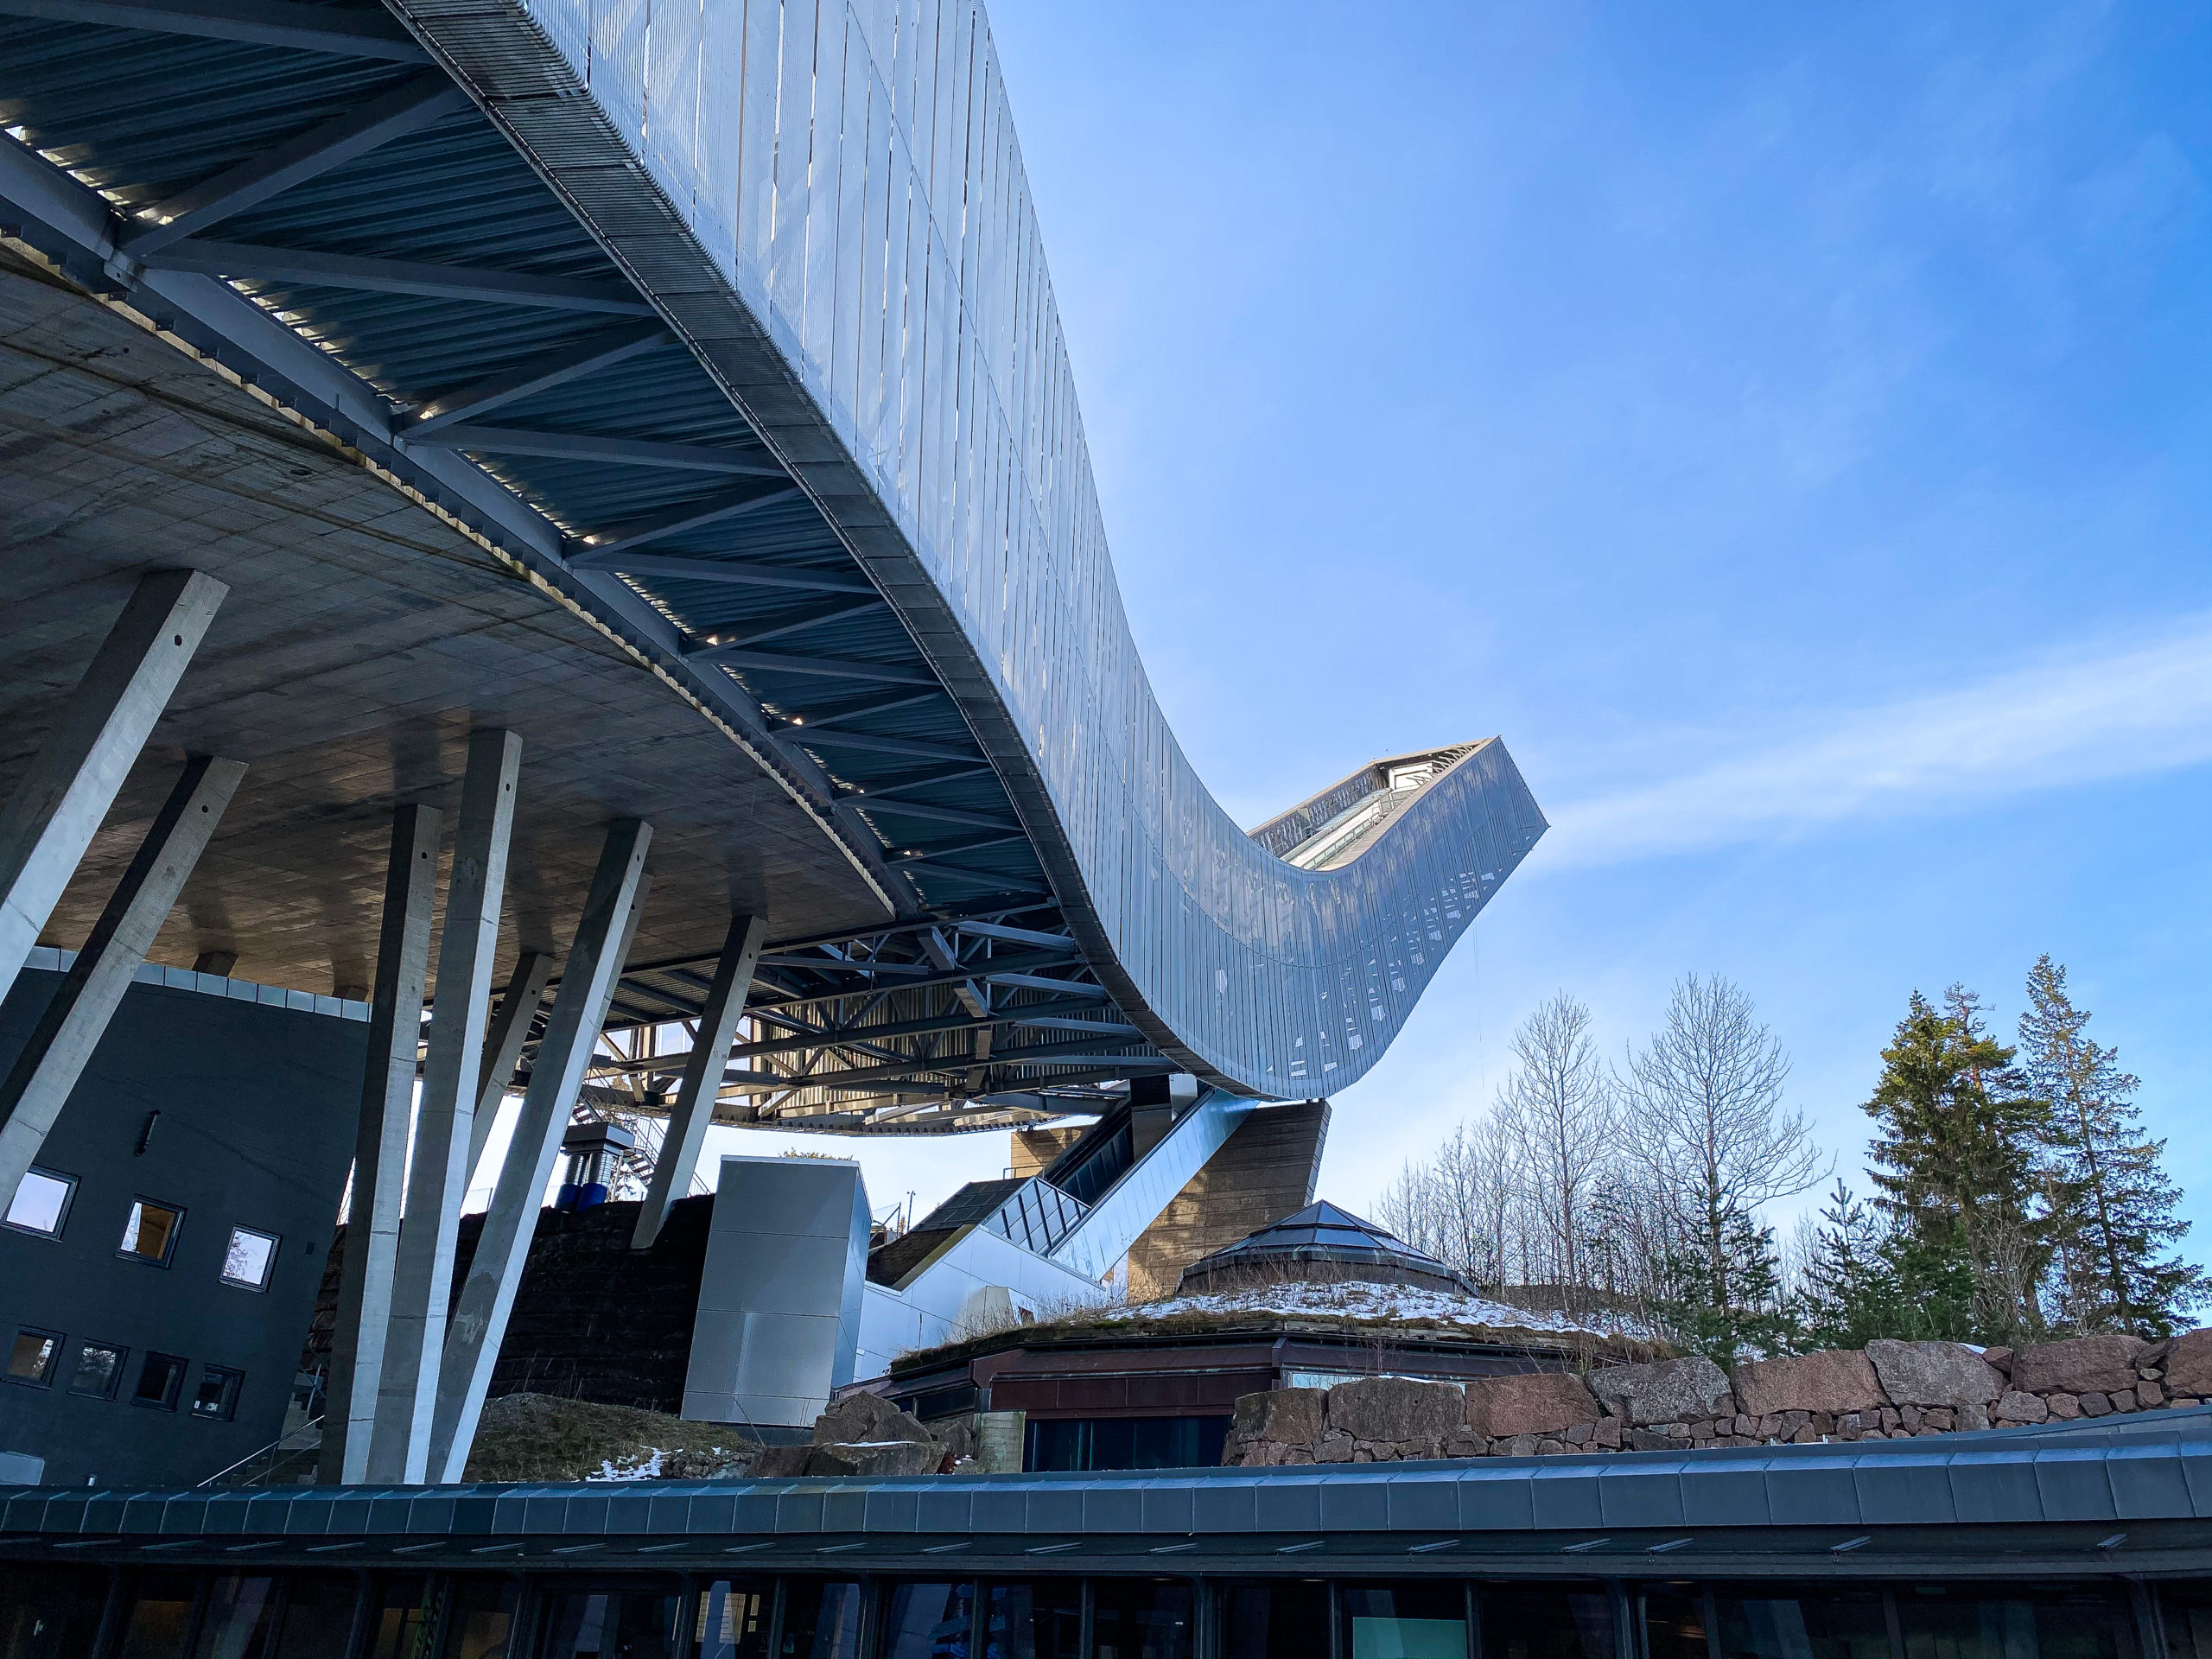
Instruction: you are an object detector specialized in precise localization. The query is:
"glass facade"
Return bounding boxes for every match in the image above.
[0,1567,2174,1659]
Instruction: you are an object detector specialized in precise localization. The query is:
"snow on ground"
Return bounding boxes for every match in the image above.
[1095,1280,1651,1341]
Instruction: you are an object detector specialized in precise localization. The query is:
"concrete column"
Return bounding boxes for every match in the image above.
[427,818,651,1482]
[0,570,227,1007]
[0,755,247,1205]
[370,730,521,1483]
[464,947,552,1183]
[319,803,442,1485]
[630,912,765,1251]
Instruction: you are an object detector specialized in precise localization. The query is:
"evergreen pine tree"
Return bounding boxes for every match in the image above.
[1655,1204,1799,1367]
[1861,986,2050,1343]
[1798,1179,1979,1345]
[2020,955,2207,1336]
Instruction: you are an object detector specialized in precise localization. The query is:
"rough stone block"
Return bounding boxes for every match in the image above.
[2139,1379,2165,1407]
[1593,1417,1623,1450]
[811,1440,943,1477]
[1865,1340,2002,1408]
[1327,1376,1466,1444]
[1231,1388,1325,1449]
[2046,1393,2082,1420]
[1587,1357,1732,1427]
[1736,1349,1886,1416]
[1464,1371,1600,1440]
[2163,1330,2212,1398]
[814,1392,934,1447]
[2079,1391,2112,1417]
[2012,1335,2148,1395]
[751,1443,813,1478]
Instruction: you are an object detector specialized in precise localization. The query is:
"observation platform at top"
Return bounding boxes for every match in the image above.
[0,0,1544,1140]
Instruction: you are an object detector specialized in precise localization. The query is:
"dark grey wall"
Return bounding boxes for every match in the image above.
[0,969,364,1486]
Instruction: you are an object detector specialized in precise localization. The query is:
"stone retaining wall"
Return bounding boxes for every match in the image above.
[1223,1329,2212,1465]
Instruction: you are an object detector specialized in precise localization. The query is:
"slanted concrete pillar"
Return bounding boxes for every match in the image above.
[0,755,246,1205]
[320,803,442,1485]
[631,912,766,1251]
[0,569,226,1007]
[371,730,521,1484]
[427,818,651,1482]
[464,947,553,1184]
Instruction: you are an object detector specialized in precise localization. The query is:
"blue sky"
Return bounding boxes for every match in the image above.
[700,1,2209,1249]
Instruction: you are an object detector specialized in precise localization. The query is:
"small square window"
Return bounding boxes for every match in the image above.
[133,1351,188,1411]
[68,1340,128,1400]
[119,1198,184,1266]
[5,1327,62,1388]
[220,1226,279,1291]
[3,1167,76,1237]
[189,1365,243,1422]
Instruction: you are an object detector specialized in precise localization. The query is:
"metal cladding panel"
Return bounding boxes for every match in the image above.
[404,0,1547,1097]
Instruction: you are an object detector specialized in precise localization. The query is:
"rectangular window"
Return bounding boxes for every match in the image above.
[1478,1584,1614,1659]
[3,1167,75,1237]
[1344,1584,1467,1659]
[779,1580,861,1659]
[270,1573,359,1659]
[695,1579,774,1659]
[1223,1580,1332,1659]
[192,1574,277,1658]
[368,1575,434,1659]
[1894,1587,2127,1659]
[190,1364,244,1422]
[537,1588,683,1658]
[69,1340,127,1400]
[222,1226,280,1291]
[981,1581,1084,1659]
[133,1351,188,1411]
[117,1568,200,1659]
[1091,1580,1195,1659]
[879,1582,975,1659]
[5,1327,62,1388]
[120,1198,184,1266]
[437,1575,518,1659]
[1711,1587,1890,1659]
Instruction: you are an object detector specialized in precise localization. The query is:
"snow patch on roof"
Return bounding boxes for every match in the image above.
[1101,1279,1652,1341]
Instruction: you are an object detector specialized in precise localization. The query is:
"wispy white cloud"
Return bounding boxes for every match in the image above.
[1536,616,2212,871]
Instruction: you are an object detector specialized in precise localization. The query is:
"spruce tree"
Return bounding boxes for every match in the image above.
[2020,955,2207,1336]
[1860,986,2050,1343]
[1799,1179,1978,1346]
[1655,1204,1799,1367]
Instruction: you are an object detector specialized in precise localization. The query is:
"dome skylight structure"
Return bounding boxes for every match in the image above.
[1174,1202,1474,1297]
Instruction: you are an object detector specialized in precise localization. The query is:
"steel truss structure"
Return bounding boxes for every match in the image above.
[0,0,1546,1136]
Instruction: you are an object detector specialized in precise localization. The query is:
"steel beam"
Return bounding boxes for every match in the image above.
[706,650,935,686]
[631,912,764,1250]
[467,948,552,1180]
[429,819,651,1483]
[567,484,805,562]
[607,557,873,594]
[411,426,786,475]
[791,730,977,763]
[143,241,652,313]
[0,569,226,1008]
[860,766,997,799]
[372,729,521,1484]
[0,0,427,58]
[119,74,472,256]
[0,755,246,1205]
[785,690,942,730]
[320,802,442,1485]
[407,323,671,434]
[846,798,1020,831]
[684,601,884,656]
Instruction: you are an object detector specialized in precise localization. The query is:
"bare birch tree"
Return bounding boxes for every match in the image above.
[1618,974,1825,1310]
[1495,992,1616,1290]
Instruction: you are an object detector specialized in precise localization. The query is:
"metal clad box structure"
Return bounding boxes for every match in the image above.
[682,1155,870,1429]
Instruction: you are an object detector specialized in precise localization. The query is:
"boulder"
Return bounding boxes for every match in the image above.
[1735,1350,1885,1416]
[1325,1376,1466,1444]
[2164,1330,2212,1398]
[811,1440,944,1478]
[1587,1357,1732,1427]
[2011,1335,2147,1395]
[750,1443,815,1478]
[1865,1340,2003,1408]
[1995,1391,2048,1425]
[1464,1372,1599,1440]
[1230,1389,1325,1450]
[813,1391,935,1447]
